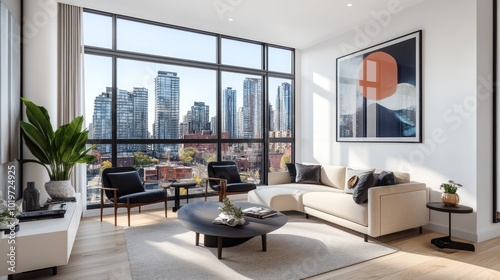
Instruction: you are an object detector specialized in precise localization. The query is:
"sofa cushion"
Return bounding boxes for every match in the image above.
[211,182,256,192]
[302,192,368,226]
[212,165,242,184]
[295,163,321,184]
[248,184,342,212]
[320,165,346,189]
[377,171,396,186]
[352,172,377,204]
[115,189,165,204]
[344,168,375,194]
[286,163,297,183]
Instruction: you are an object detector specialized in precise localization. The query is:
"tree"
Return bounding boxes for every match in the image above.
[280,154,291,169]
[100,160,112,173]
[134,152,151,167]
[180,147,198,165]
[203,153,217,164]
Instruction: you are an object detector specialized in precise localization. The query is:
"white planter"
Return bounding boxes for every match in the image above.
[45,180,75,199]
[0,218,19,229]
[217,213,245,227]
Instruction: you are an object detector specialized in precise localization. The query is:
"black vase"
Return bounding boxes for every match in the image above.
[23,182,40,211]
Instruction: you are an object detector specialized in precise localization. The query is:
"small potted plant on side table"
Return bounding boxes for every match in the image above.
[440,180,462,206]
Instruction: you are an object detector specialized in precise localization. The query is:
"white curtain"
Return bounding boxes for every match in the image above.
[58,3,87,215]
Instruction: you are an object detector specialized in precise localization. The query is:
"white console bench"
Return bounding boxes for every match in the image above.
[0,194,82,279]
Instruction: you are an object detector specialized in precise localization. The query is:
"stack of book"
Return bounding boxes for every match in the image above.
[243,206,278,219]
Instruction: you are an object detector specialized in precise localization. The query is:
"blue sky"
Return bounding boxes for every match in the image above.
[83,12,292,134]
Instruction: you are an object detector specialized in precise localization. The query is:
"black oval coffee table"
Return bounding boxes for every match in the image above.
[178,201,288,259]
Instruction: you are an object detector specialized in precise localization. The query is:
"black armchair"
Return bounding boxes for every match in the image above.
[206,161,257,202]
[100,167,168,226]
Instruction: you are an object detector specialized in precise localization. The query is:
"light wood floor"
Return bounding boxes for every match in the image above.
[12,208,500,280]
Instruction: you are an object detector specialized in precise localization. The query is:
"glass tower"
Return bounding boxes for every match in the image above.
[242,78,262,138]
[154,71,180,159]
[190,101,210,134]
[222,87,237,138]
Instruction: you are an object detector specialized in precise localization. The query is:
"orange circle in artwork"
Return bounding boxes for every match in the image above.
[359,51,398,101]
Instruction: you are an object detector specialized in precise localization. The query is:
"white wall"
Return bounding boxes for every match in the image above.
[300,0,499,242]
[22,0,58,205]
[0,0,21,23]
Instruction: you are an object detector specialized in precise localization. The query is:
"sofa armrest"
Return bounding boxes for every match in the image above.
[268,172,292,185]
[369,182,427,197]
[367,182,429,237]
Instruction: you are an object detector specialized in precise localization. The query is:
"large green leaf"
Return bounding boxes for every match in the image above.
[21,98,54,140]
[20,98,96,180]
[20,122,51,164]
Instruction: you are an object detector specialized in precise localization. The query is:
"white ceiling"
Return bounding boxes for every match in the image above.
[59,0,426,49]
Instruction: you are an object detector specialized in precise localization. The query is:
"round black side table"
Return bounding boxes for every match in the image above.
[171,182,197,212]
[426,202,475,251]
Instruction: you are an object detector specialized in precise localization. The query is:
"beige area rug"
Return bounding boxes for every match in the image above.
[124,213,398,280]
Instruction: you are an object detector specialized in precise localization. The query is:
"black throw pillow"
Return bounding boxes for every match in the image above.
[286,163,296,183]
[212,165,242,184]
[344,168,375,194]
[352,173,377,204]
[377,171,396,186]
[295,163,321,184]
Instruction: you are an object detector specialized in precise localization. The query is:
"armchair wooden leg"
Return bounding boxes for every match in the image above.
[100,189,104,222]
[139,206,141,213]
[114,206,117,226]
[127,207,131,227]
[114,193,118,226]
[219,180,227,202]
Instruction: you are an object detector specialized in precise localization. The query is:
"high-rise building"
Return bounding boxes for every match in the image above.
[154,71,180,159]
[210,116,217,135]
[236,107,244,138]
[180,113,190,137]
[132,87,149,152]
[275,82,292,132]
[91,87,149,155]
[269,103,274,131]
[190,101,210,134]
[92,89,112,155]
[242,78,262,138]
[222,87,237,138]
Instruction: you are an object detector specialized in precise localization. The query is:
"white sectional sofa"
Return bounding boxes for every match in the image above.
[247,165,429,241]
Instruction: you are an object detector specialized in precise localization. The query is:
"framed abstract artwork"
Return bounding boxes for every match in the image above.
[336,30,422,143]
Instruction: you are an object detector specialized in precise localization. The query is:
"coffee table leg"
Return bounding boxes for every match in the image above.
[218,237,223,259]
[262,234,267,252]
[196,232,199,246]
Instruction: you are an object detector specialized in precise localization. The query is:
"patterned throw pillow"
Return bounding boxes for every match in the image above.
[344,168,375,194]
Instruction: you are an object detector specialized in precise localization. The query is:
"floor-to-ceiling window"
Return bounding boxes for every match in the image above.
[83,10,295,208]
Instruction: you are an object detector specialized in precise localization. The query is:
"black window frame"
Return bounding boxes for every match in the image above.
[83,9,295,208]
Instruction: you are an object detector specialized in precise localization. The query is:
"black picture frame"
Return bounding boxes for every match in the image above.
[336,30,422,143]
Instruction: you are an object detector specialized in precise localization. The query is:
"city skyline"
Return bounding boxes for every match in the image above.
[90,71,292,148]
[84,55,292,135]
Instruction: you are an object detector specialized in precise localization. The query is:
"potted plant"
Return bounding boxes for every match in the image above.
[0,191,21,228]
[440,180,462,206]
[216,198,245,226]
[20,98,96,199]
